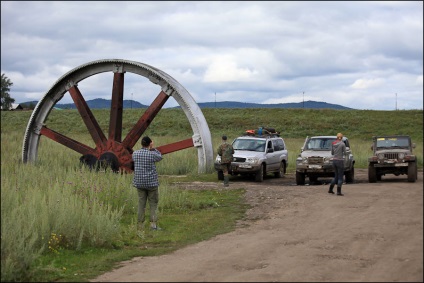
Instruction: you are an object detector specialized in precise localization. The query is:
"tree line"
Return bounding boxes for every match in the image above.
[1,73,15,110]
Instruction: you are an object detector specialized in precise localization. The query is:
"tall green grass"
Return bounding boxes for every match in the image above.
[1,108,422,281]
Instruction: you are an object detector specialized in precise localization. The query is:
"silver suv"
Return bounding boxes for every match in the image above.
[214,133,288,182]
[368,135,417,183]
[295,135,355,185]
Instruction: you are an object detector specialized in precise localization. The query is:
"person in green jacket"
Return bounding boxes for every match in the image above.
[217,135,235,187]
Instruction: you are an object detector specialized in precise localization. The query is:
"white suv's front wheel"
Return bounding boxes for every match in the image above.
[255,164,265,182]
[296,171,306,185]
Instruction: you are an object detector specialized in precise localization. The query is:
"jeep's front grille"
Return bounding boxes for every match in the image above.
[308,157,324,164]
[233,157,246,162]
[384,153,399,160]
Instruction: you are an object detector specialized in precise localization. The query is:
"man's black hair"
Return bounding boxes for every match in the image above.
[141,136,152,147]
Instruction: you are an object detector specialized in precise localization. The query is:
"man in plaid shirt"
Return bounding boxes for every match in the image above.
[132,136,163,230]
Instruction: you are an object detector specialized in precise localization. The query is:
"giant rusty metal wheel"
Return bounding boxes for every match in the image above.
[22,59,214,173]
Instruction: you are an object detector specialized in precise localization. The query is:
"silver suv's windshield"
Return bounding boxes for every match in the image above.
[232,139,266,152]
[376,137,410,149]
[305,138,333,150]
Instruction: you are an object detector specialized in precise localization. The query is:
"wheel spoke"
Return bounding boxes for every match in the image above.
[156,138,194,155]
[40,126,97,156]
[122,90,169,149]
[69,85,107,150]
[108,72,124,142]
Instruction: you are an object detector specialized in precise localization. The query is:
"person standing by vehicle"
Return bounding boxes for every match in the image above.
[217,135,234,187]
[328,133,346,196]
[132,136,163,230]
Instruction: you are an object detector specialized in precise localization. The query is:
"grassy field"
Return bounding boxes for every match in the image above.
[1,108,422,282]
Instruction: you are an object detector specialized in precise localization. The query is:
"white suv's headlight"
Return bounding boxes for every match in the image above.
[245,157,259,164]
[296,157,307,164]
[215,156,221,163]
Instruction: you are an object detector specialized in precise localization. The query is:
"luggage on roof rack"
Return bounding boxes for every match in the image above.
[244,127,280,137]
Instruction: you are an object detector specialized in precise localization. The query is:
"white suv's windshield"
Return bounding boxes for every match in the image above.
[306,138,333,150]
[233,139,266,152]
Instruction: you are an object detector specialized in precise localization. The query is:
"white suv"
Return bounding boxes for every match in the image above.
[295,135,355,185]
[214,133,289,182]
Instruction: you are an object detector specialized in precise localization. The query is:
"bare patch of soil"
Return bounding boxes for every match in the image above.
[91,169,423,282]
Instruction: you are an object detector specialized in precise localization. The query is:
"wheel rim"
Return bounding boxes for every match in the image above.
[22,59,213,173]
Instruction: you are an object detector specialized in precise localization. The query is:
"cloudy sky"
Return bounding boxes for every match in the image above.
[1,1,423,110]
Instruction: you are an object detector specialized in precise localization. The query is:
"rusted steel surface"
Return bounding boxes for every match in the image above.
[156,138,194,154]
[105,139,133,172]
[122,90,169,149]
[40,126,97,156]
[41,86,191,173]
[109,72,124,142]
[69,85,107,151]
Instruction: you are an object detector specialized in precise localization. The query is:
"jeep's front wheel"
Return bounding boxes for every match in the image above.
[255,164,265,182]
[407,162,417,182]
[368,164,377,183]
[296,171,305,185]
[274,162,285,178]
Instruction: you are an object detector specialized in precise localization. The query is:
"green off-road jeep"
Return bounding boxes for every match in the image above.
[368,135,417,183]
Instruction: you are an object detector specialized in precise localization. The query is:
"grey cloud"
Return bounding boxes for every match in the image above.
[1,1,422,110]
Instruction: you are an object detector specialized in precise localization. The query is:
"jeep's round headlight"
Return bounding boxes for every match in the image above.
[378,153,385,159]
[215,156,221,162]
[398,153,405,159]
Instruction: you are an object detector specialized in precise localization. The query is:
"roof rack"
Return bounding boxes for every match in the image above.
[242,133,281,138]
[243,127,280,138]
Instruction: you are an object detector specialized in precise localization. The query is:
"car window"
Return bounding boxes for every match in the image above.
[307,138,333,150]
[267,141,272,149]
[233,139,266,152]
[272,140,279,151]
[272,139,285,151]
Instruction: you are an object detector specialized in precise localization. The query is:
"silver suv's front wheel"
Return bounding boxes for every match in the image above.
[255,164,265,182]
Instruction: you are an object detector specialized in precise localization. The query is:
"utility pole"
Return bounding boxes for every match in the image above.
[215,92,216,108]
[131,93,133,109]
[303,92,304,108]
[395,93,397,111]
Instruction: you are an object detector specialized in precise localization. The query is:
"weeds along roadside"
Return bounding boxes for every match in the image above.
[1,129,247,282]
[1,109,422,281]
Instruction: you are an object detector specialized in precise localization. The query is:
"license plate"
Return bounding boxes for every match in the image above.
[309,165,322,169]
[395,163,408,167]
[239,164,252,168]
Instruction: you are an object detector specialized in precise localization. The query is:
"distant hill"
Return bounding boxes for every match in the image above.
[21,98,148,109]
[20,99,352,110]
[192,100,353,109]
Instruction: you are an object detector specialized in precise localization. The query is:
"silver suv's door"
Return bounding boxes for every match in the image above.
[265,139,280,170]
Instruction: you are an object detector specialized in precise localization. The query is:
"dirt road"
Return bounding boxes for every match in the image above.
[91,169,423,282]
